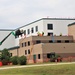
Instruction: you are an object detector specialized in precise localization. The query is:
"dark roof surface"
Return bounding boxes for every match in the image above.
[8,46,20,50]
[68,22,75,26]
[0,29,15,31]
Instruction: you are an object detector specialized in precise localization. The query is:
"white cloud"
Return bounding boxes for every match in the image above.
[0,0,75,29]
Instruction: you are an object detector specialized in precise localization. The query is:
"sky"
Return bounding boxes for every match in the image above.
[0,0,75,29]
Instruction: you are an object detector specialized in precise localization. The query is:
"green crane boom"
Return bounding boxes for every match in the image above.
[0,31,15,45]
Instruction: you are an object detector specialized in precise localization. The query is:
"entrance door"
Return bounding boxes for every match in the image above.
[33,55,36,63]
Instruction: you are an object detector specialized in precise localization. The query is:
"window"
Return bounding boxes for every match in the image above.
[28,49,30,54]
[36,40,41,44]
[35,26,38,32]
[65,40,69,43]
[24,30,26,35]
[47,53,55,58]
[57,40,61,43]
[47,24,53,30]
[31,27,34,33]
[24,42,26,47]
[38,54,40,59]
[25,50,27,55]
[22,43,24,47]
[27,29,30,34]
[48,33,53,36]
[28,41,30,46]
[49,40,53,43]
[10,53,12,57]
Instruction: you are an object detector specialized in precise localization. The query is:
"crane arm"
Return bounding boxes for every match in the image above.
[0,31,15,45]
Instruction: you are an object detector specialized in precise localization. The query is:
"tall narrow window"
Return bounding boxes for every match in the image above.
[28,49,30,54]
[24,42,26,47]
[25,50,27,55]
[24,30,26,35]
[10,53,12,57]
[38,54,40,59]
[35,26,38,32]
[47,24,53,30]
[22,43,24,47]
[28,41,30,46]
[31,27,34,33]
[27,29,30,34]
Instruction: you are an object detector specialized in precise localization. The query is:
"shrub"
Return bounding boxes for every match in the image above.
[18,56,27,65]
[10,56,18,65]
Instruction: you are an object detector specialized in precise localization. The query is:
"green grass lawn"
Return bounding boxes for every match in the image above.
[0,64,75,75]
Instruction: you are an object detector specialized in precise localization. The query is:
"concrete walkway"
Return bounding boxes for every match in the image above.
[0,62,75,70]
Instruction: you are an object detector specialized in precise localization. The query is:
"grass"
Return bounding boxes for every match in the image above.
[0,64,75,75]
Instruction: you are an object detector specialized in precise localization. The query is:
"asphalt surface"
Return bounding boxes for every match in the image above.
[0,62,75,70]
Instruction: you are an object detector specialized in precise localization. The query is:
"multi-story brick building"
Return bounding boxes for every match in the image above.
[9,36,75,63]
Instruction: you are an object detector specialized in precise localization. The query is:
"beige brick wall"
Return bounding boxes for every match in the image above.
[68,25,75,40]
[9,49,18,56]
[42,43,75,54]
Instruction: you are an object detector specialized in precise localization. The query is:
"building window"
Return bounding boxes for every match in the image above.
[48,33,53,36]
[27,29,30,34]
[36,40,41,44]
[65,40,69,43]
[10,53,12,57]
[49,40,53,43]
[38,54,40,59]
[28,41,30,46]
[24,30,26,35]
[24,42,26,47]
[57,40,61,43]
[47,52,55,58]
[28,49,30,54]
[47,24,53,30]
[22,43,24,47]
[31,27,34,33]
[25,50,27,55]
[35,26,38,32]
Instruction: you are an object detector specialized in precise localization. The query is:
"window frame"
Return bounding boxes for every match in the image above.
[25,50,27,55]
[27,29,30,34]
[28,49,30,54]
[36,40,41,44]
[31,27,34,33]
[47,24,53,30]
[38,54,41,59]
[35,26,38,32]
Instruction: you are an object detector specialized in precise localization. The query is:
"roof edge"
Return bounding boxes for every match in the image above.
[68,22,75,26]
[15,18,75,30]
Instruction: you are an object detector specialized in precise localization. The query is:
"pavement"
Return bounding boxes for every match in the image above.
[0,62,75,70]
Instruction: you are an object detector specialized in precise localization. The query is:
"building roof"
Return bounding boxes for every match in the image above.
[0,29,15,31]
[68,22,75,26]
[16,18,75,30]
[0,18,75,31]
[8,46,20,50]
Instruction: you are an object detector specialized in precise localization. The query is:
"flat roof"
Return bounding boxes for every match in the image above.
[16,18,75,30]
[0,29,15,31]
[8,46,20,50]
[0,18,75,30]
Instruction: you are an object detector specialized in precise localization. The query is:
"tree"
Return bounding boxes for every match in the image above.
[0,48,11,65]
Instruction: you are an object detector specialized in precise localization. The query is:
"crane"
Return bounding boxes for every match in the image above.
[0,31,15,45]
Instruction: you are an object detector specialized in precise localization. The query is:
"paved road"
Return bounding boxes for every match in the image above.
[0,62,75,70]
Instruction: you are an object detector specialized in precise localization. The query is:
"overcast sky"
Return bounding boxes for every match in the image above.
[0,0,75,29]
